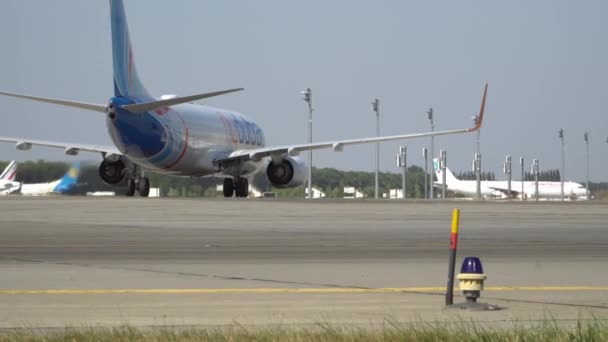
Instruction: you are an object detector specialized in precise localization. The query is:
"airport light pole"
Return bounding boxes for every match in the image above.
[604,136,608,200]
[504,156,512,200]
[372,99,380,200]
[427,108,435,200]
[585,132,590,199]
[559,129,565,201]
[472,152,481,200]
[520,157,525,201]
[473,115,481,199]
[532,158,539,202]
[473,115,481,154]
[396,146,407,199]
[423,148,428,199]
[603,136,608,200]
[440,149,447,198]
[301,88,313,199]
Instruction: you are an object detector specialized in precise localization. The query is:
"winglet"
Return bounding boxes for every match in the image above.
[468,83,488,132]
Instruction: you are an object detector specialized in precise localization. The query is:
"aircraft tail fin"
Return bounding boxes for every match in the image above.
[110,0,150,98]
[65,161,80,180]
[0,161,17,181]
[52,161,81,194]
[433,158,460,185]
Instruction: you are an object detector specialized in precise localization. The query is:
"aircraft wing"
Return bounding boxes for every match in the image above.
[222,84,487,164]
[0,136,121,156]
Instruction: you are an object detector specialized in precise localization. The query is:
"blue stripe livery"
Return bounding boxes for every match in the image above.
[107,97,167,158]
[110,0,150,99]
[52,162,81,194]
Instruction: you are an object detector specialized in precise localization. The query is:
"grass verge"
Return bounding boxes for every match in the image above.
[0,319,607,342]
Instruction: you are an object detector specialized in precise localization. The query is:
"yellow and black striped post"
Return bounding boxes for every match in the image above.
[446,208,460,306]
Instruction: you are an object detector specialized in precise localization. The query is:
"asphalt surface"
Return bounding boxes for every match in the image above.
[0,197,607,328]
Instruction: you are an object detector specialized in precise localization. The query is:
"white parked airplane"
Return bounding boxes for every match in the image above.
[0,161,19,195]
[0,0,488,197]
[433,159,588,200]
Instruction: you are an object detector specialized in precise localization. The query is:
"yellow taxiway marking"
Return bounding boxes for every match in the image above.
[0,286,607,295]
[1,242,590,248]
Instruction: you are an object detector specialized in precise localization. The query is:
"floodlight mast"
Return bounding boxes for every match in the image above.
[396,146,407,199]
[559,129,565,201]
[504,156,512,200]
[423,148,428,200]
[585,132,589,199]
[472,152,481,200]
[372,99,380,200]
[301,88,313,199]
[532,158,540,201]
[520,157,525,201]
[427,108,435,200]
[440,149,447,198]
[473,115,481,199]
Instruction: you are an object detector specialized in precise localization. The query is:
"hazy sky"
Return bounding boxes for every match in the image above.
[1,1,606,181]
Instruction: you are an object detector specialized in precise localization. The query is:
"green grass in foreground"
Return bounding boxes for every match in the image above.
[1,320,607,342]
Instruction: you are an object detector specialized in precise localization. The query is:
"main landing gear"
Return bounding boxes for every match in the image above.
[98,157,150,197]
[223,177,249,198]
[125,177,150,197]
[125,167,150,197]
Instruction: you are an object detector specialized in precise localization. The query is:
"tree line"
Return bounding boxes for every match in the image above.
[1,160,605,199]
[454,171,497,181]
[263,165,432,198]
[0,160,433,198]
[523,169,561,181]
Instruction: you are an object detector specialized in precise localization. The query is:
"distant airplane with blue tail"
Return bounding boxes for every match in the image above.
[15,161,81,196]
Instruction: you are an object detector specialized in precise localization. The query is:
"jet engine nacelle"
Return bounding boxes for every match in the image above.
[266,155,307,188]
[99,159,126,185]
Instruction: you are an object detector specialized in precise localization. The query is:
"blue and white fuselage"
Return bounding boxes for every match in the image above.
[107,0,265,178]
[107,99,265,176]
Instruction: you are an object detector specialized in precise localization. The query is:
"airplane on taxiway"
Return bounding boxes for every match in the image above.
[433,158,588,200]
[0,0,488,198]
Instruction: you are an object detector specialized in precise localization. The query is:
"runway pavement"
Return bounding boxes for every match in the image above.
[0,197,607,328]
